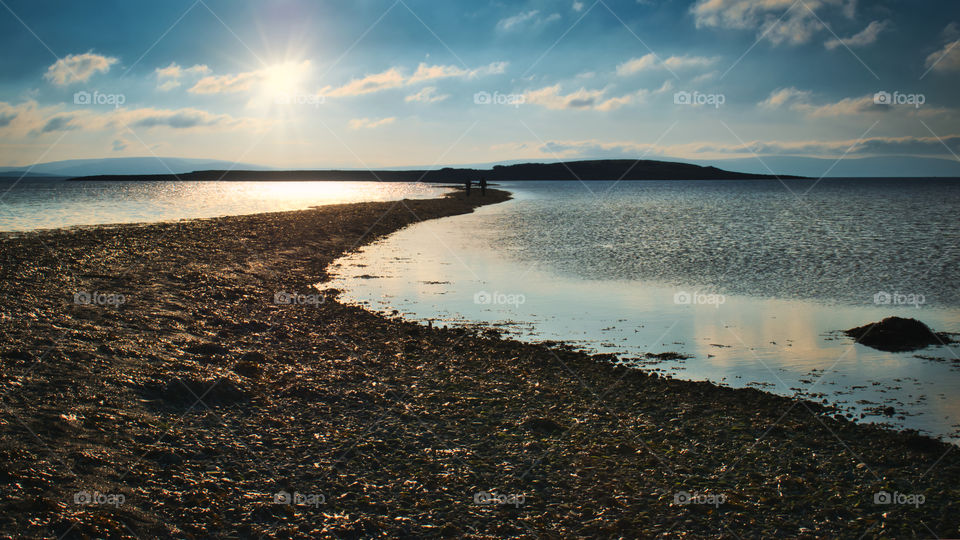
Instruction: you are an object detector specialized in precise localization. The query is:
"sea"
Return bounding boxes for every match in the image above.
[327,179,960,441]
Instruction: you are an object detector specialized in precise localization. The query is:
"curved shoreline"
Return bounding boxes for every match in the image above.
[0,188,957,538]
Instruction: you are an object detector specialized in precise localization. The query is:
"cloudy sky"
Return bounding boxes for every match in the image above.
[0,0,958,172]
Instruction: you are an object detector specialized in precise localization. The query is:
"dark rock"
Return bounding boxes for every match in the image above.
[233,360,262,379]
[644,351,692,361]
[185,342,230,356]
[902,431,943,453]
[231,321,271,335]
[1,350,34,362]
[844,317,953,352]
[159,376,249,407]
[238,351,267,363]
[523,417,565,435]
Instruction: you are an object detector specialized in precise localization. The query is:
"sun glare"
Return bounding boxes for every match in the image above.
[263,61,307,98]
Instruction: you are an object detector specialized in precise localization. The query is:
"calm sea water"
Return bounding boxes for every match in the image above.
[329,180,960,441]
[0,179,448,232]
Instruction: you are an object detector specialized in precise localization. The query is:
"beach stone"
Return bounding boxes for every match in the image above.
[845,317,952,352]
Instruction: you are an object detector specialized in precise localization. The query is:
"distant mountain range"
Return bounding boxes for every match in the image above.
[0,157,270,178]
[2,155,959,180]
[67,160,798,182]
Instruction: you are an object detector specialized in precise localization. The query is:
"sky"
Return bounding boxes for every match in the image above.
[0,0,959,172]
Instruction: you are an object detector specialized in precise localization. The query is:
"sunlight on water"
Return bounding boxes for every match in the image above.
[0,180,449,232]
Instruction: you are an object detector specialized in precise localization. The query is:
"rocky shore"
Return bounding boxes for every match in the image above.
[0,188,957,538]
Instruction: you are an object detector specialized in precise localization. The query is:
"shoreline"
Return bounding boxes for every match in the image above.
[1,189,958,537]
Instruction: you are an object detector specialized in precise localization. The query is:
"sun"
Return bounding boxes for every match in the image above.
[262,61,309,99]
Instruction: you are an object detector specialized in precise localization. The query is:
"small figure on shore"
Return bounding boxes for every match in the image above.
[464,179,471,197]
[479,177,487,196]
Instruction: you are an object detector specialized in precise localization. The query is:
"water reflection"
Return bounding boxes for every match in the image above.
[0,180,449,232]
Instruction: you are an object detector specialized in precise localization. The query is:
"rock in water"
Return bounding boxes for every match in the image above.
[844,317,953,352]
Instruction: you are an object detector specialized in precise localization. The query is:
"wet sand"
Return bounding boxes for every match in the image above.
[0,188,957,538]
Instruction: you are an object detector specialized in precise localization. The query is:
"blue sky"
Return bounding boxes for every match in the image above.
[0,0,958,172]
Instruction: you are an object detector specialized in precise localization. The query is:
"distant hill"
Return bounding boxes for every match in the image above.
[0,157,271,177]
[69,159,801,182]
[0,171,63,180]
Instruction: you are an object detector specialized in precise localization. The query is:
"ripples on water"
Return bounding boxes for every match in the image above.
[491,180,960,308]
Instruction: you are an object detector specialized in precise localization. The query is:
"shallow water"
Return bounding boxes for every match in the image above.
[329,180,960,441]
[0,179,448,232]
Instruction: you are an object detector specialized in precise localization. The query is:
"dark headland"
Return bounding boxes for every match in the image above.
[67,159,805,182]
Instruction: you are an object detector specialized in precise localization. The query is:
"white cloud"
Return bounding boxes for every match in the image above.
[616,54,718,76]
[759,87,813,109]
[190,71,262,94]
[943,22,960,42]
[118,107,255,130]
[758,87,880,117]
[498,10,540,31]
[322,62,506,98]
[155,62,211,91]
[408,61,507,84]
[800,95,882,117]
[925,39,960,73]
[690,71,718,85]
[616,55,658,75]
[349,117,396,129]
[523,84,655,111]
[496,10,560,31]
[691,0,851,46]
[44,52,118,86]
[573,2,585,12]
[0,99,266,137]
[405,86,449,103]
[825,20,887,50]
[758,87,950,118]
[322,68,405,97]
